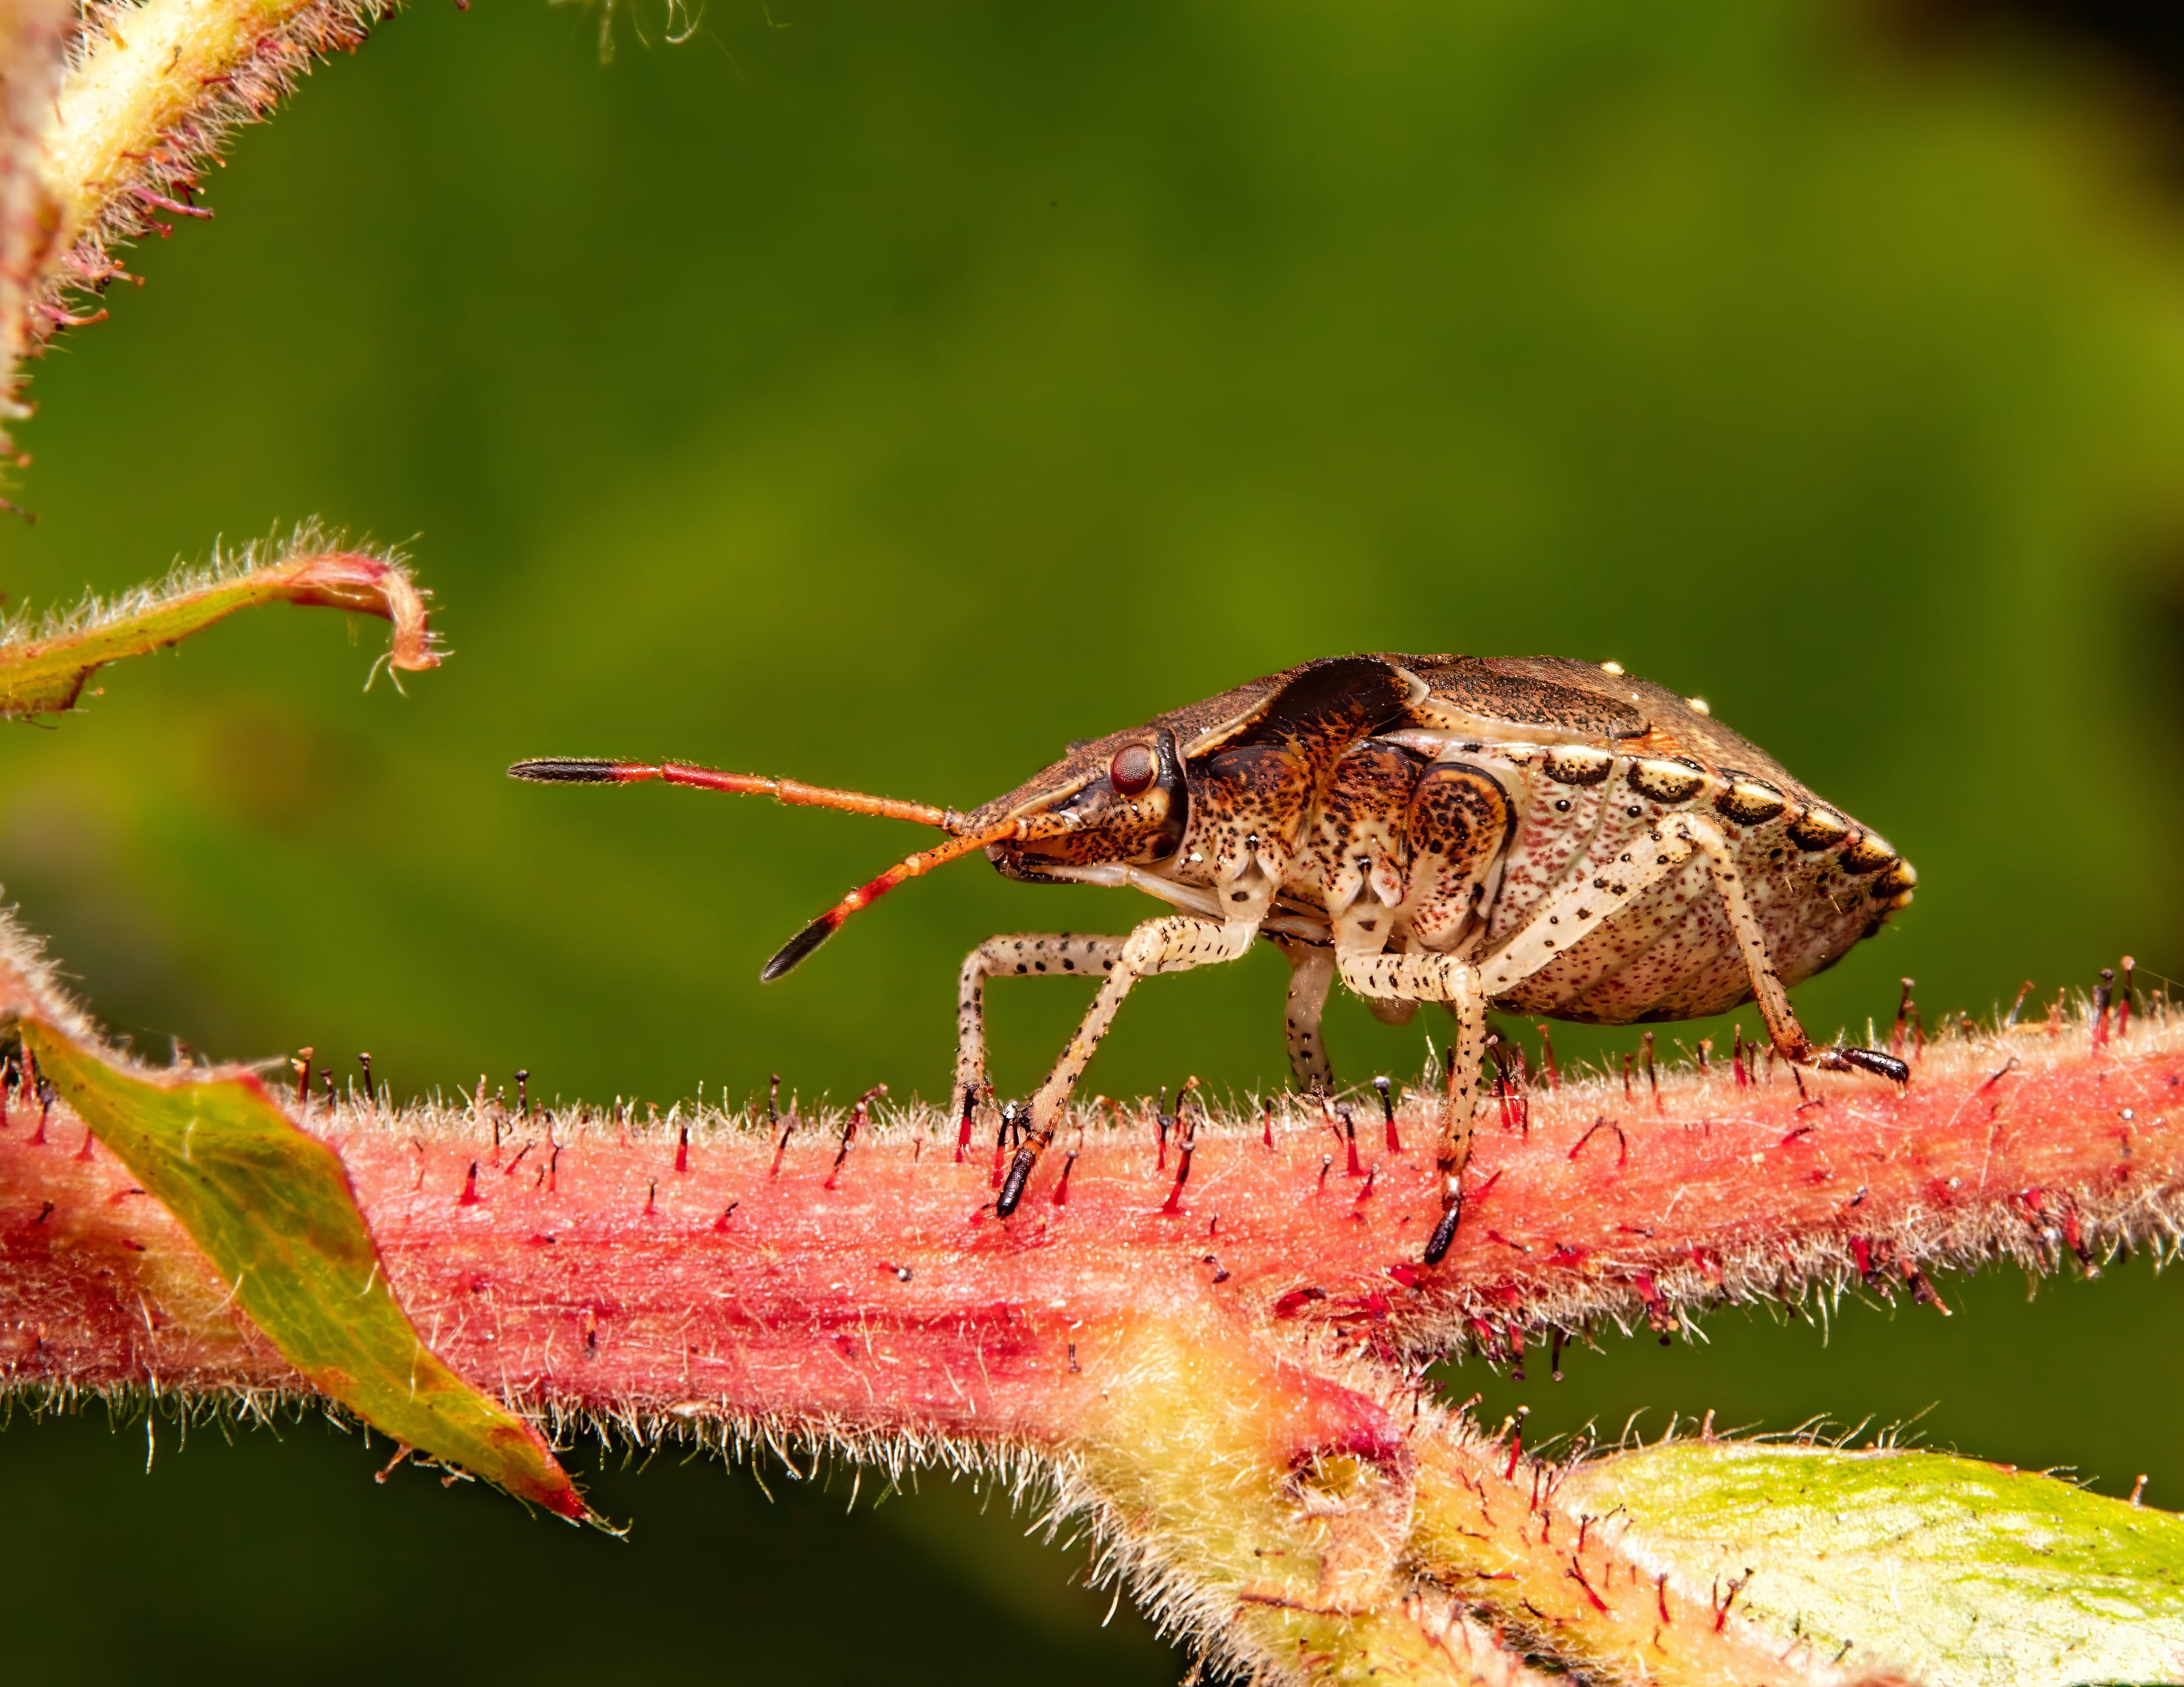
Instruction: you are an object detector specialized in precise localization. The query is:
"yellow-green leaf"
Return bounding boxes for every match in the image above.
[23,1020,585,1520]
[1561,1440,2184,1687]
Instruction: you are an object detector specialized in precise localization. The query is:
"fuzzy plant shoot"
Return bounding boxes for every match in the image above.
[9,934,2184,1686]
[1,0,396,438]
[512,653,1914,1264]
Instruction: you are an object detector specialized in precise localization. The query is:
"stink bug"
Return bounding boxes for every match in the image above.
[511,654,1914,1262]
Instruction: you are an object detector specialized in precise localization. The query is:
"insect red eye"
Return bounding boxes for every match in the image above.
[1109,744,1158,797]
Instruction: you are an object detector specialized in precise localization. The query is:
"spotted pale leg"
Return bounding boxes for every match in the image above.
[1275,938,1336,1092]
[1477,814,1906,1080]
[996,916,1260,1215]
[1333,948,1487,1264]
[1675,818,1908,1080]
[954,935,1129,1154]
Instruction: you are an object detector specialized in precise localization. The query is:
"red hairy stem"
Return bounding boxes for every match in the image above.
[9,1007,2178,1684]
[5,1008,2179,1422]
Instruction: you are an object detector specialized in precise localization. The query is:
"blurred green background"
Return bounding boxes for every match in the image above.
[5,0,2184,1678]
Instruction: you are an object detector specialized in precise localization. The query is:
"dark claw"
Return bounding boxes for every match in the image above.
[996,1145,1036,1217]
[1827,1045,1910,1084]
[1423,1201,1462,1266]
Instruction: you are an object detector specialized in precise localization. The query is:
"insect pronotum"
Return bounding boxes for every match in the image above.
[512,653,1914,1262]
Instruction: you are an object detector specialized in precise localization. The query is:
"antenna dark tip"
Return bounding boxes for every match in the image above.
[761,916,838,983]
[509,758,623,783]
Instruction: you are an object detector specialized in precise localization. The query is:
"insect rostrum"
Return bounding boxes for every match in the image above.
[511,653,1913,1262]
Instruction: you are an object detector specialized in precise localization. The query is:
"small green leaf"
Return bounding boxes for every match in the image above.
[24,1021,585,1520]
[0,535,440,718]
[1562,1440,2184,1687]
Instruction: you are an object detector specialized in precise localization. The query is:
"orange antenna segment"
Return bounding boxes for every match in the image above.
[508,758,964,832]
[761,819,1030,982]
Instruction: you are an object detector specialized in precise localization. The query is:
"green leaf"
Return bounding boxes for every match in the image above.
[0,534,440,718]
[1560,1440,2184,1687]
[22,1021,586,1521]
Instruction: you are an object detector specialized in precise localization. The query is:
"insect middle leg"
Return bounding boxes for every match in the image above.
[955,935,1130,1127]
[996,916,1259,1215]
[1340,825,1732,1266]
[1275,938,1336,1093]
[1333,949,1487,1266]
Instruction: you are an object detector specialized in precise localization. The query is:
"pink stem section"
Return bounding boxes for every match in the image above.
[4,1008,2178,1438]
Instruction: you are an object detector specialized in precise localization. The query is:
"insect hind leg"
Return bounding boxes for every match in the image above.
[1479,816,1908,1083]
[1675,818,1909,1083]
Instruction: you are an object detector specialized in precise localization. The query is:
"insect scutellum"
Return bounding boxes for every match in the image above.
[511,653,1915,1264]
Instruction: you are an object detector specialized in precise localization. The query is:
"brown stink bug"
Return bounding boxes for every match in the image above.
[511,654,1914,1263]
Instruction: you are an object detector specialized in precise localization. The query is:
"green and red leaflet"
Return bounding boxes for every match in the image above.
[22,1021,586,1520]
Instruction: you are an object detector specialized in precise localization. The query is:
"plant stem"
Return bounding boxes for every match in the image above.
[5,1004,2177,1681]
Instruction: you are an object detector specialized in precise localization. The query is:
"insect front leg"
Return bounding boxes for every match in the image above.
[954,935,1130,1131]
[996,915,1259,1215]
[1333,950,1486,1266]
[1275,938,1336,1093]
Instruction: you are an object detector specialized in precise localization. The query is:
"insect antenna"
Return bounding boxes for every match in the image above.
[759,817,1034,982]
[508,758,968,832]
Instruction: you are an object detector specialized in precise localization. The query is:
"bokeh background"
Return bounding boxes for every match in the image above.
[5,1,2184,1679]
